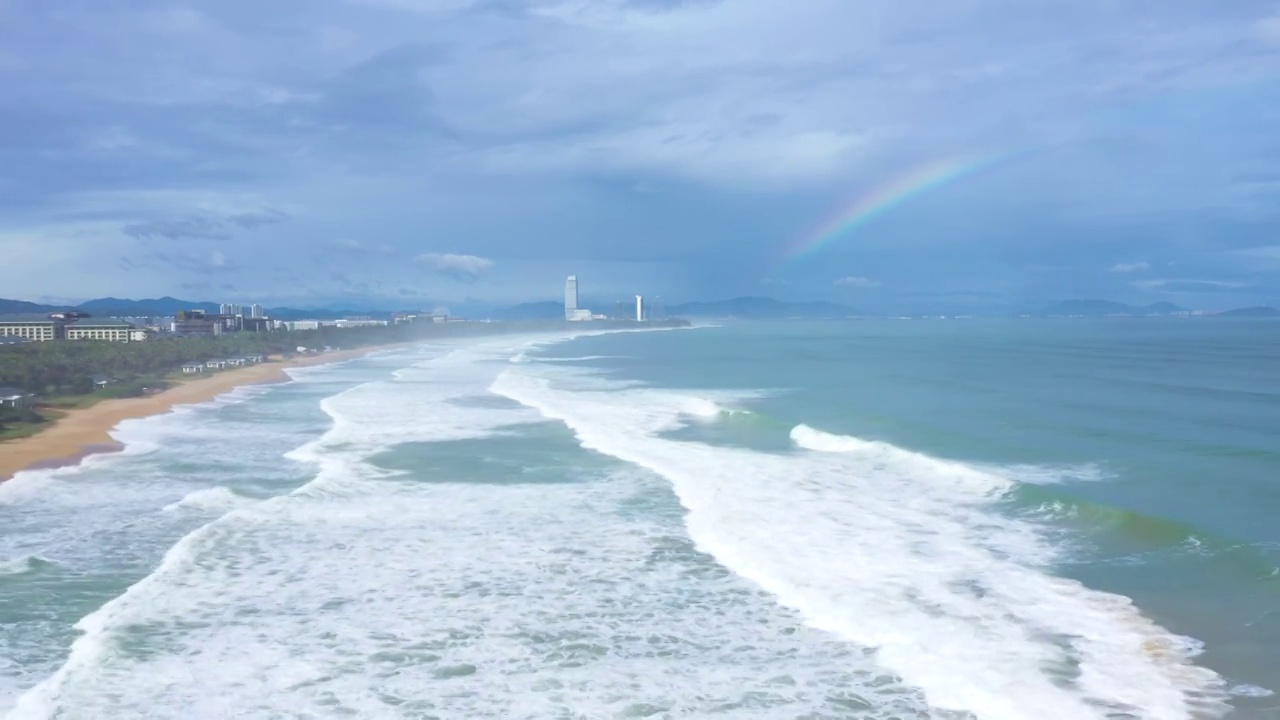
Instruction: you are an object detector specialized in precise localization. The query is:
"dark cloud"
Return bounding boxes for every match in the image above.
[147,249,241,275]
[414,253,494,283]
[227,208,289,229]
[122,208,287,241]
[315,44,446,132]
[122,217,232,241]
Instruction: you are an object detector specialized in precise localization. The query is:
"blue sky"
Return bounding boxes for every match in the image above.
[2,0,1279,312]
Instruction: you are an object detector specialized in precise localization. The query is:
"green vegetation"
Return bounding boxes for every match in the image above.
[0,323,432,398]
[0,405,51,441]
[0,318,685,440]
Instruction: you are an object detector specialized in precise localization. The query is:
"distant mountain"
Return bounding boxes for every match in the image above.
[75,296,219,316]
[0,298,60,314]
[490,301,565,321]
[668,296,855,319]
[0,296,404,320]
[1039,299,1189,317]
[1215,306,1280,317]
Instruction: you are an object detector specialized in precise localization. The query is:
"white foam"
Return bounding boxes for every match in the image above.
[793,425,1109,490]
[0,556,52,576]
[8,327,950,719]
[1228,683,1274,698]
[534,355,625,362]
[0,355,352,716]
[490,366,1230,720]
[161,487,252,514]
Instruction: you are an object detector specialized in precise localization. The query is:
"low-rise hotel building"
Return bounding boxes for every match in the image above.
[0,314,65,341]
[65,318,137,342]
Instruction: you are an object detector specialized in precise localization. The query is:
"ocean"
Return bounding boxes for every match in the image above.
[0,319,1277,719]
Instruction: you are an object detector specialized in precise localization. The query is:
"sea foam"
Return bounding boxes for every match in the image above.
[490,364,1230,720]
[6,330,937,719]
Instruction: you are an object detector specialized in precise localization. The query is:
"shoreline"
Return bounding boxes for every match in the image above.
[0,343,413,484]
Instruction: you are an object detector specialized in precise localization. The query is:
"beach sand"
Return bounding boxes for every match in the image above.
[0,345,407,483]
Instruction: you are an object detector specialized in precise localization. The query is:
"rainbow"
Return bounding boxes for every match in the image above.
[780,153,1009,262]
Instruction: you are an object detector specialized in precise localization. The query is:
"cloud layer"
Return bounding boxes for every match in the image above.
[0,0,1278,309]
[415,253,495,282]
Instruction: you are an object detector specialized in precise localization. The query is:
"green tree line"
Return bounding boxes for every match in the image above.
[0,322,468,397]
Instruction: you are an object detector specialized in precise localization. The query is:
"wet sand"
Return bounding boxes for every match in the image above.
[0,346,408,483]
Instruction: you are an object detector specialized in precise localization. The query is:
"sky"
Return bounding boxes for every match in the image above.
[2,0,1280,313]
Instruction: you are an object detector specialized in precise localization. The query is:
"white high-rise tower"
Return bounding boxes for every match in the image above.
[564,276,579,320]
[635,295,645,322]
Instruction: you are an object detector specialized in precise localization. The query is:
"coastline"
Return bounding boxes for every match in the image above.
[0,343,412,484]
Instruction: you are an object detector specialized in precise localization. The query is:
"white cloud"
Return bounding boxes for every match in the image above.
[414,252,494,281]
[1256,14,1280,44]
[1109,261,1150,273]
[211,250,227,268]
[834,276,882,288]
[335,239,398,255]
[1133,278,1247,291]
[1238,245,1280,261]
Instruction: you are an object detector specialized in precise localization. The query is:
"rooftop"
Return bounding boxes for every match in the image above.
[0,386,28,397]
[68,318,135,328]
[0,314,61,324]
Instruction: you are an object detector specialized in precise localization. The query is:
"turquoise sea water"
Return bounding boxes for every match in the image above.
[0,320,1277,719]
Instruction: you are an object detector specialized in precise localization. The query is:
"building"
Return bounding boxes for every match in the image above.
[635,295,645,322]
[129,329,153,342]
[240,317,272,333]
[335,317,389,328]
[66,318,136,342]
[0,336,32,345]
[172,310,223,337]
[0,386,33,408]
[180,363,205,374]
[248,304,264,319]
[219,303,243,317]
[92,375,117,389]
[0,314,65,341]
[565,275,579,320]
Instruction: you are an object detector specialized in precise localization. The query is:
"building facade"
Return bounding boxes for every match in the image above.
[564,275,579,320]
[0,386,33,407]
[172,310,223,337]
[0,315,65,341]
[249,304,264,319]
[635,295,645,322]
[65,319,136,342]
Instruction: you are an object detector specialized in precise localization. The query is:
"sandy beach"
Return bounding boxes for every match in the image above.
[0,345,409,483]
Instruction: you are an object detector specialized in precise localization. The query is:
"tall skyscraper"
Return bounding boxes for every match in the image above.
[564,276,579,320]
[249,304,264,319]
[635,295,645,322]
[219,303,243,317]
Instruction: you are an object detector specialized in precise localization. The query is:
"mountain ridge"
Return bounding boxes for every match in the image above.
[1038,299,1189,316]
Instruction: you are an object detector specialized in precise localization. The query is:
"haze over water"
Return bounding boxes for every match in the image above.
[1,320,1277,719]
